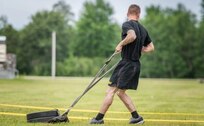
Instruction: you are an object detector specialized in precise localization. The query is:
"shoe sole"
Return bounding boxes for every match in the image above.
[136,120,144,124]
[90,122,104,124]
[130,120,144,124]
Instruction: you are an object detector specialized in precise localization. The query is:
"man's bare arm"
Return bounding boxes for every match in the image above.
[115,30,136,52]
[120,29,136,46]
[142,42,154,53]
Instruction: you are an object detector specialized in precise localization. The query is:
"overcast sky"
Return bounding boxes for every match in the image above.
[0,0,202,29]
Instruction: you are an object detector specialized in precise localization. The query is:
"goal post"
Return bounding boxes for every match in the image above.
[51,31,56,79]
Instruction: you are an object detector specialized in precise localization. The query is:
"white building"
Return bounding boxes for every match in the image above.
[0,36,18,79]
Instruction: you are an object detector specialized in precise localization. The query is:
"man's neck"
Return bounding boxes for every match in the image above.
[128,15,139,21]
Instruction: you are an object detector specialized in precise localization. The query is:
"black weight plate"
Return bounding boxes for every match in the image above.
[27,116,57,123]
[27,109,60,120]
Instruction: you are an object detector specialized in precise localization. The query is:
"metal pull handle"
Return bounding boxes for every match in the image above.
[105,52,120,64]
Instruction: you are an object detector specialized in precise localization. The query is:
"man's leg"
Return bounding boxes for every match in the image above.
[117,89,136,113]
[90,86,118,124]
[117,89,144,124]
[99,86,118,114]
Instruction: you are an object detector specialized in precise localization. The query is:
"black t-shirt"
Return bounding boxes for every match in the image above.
[121,20,152,61]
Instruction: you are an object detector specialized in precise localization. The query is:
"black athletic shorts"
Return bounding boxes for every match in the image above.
[109,59,141,90]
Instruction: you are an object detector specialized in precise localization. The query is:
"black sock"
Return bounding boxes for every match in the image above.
[95,113,104,120]
[131,111,139,118]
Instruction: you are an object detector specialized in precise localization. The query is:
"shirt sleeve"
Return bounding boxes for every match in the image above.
[143,31,152,46]
[122,22,134,34]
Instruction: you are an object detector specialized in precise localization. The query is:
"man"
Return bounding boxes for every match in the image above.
[90,4,154,124]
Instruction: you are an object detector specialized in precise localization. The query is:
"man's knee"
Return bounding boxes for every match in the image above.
[106,87,118,97]
[117,90,126,98]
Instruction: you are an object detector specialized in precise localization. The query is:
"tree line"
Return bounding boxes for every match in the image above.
[0,0,203,78]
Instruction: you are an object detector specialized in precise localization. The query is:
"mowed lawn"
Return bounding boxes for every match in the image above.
[0,77,204,126]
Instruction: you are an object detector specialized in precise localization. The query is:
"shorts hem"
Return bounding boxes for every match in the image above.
[108,83,137,90]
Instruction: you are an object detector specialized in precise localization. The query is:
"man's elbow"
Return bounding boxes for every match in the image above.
[148,42,154,52]
[132,35,136,41]
[151,44,155,51]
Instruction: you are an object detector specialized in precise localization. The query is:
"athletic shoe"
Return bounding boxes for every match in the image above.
[90,118,104,124]
[129,116,144,124]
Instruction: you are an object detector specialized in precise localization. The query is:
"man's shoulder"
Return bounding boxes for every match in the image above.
[122,20,139,29]
[138,23,148,32]
[122,21,131,26]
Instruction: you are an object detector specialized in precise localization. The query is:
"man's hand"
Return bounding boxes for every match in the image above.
[115,43,123,52]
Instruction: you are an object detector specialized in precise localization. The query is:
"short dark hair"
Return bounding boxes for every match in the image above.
[128,4,140,15]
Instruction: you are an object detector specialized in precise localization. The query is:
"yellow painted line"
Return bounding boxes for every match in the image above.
[0,112,204,123]
[140,112,204,116]
[1,103,204,116]
[0,103,56,110]
[0,112,25,116]
[145,119,204,123]
[69,116,90,120]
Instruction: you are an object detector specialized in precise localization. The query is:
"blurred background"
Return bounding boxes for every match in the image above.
[0,0,203,78]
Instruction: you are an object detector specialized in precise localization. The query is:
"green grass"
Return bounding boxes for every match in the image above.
[0,77,204,126]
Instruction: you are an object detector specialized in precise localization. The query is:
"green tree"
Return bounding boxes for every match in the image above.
[74,0,120,57]
[141,4,198,78]
[0,25,20,54]
[0,16,20,56]
[195,0,204,78]
[53,0,74,24]
[0,15,8,29]
[19,8,73,75]
[201,0,204,20]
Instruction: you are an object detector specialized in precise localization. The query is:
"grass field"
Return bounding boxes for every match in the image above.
[0,77,204,126]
